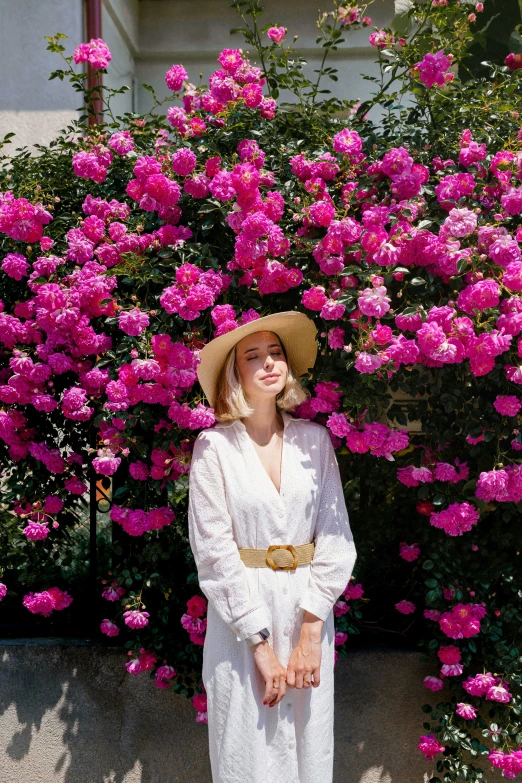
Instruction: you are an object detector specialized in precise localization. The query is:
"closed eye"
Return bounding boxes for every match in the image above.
[248,352,282,361]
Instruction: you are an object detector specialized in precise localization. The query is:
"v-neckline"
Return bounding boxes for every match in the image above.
[236,411,290,498]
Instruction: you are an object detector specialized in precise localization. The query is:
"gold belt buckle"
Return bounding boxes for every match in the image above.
[266,544,298,571]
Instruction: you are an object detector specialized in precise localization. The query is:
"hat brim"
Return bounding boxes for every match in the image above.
[195,310,318,409]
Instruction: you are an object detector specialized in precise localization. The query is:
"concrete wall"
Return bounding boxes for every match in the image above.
[0,639,468,783]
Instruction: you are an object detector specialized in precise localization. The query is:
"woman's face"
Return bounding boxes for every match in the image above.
[234,331,288,402]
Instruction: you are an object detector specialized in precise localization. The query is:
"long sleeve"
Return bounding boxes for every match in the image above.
[187,430,272,642]
[298,427,357,622]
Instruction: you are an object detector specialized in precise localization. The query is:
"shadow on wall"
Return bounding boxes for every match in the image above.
[0,640,210,783]
[0,640,491,783]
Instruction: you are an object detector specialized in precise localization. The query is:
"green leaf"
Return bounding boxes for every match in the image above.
[456,257,469,274]
[508,31,522,54]
[113,486,128,498]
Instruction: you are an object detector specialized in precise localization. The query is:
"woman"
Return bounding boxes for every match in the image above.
[188,310,357,783]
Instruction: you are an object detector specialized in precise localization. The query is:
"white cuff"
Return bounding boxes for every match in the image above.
[298,590,334,623]
[234,607,272,642]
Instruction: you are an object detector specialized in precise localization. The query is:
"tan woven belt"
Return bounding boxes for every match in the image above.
[238,542,315,571]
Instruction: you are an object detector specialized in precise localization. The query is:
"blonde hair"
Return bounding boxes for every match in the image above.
[213,331,311,422]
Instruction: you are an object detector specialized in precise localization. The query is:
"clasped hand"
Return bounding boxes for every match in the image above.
[254,616,323,708]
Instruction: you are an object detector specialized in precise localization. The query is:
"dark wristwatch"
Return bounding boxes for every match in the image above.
[246,627,270,646]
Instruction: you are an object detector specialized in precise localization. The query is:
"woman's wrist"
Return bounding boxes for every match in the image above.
[300,610,324,641]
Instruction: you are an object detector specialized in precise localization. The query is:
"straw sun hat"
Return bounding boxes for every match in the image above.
[195,310,319,409]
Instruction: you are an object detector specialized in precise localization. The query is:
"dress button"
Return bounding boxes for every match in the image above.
[288,740,295,749]
[277,507,285,517]
[286,702,292,710]
[282,587,288,595]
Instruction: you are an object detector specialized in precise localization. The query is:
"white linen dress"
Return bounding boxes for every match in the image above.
[187,409,357,783]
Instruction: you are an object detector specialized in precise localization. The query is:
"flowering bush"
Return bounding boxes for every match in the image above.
[1,0,522,778]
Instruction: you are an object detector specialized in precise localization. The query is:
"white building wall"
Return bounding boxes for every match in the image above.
[102,0,139,119]
[0,0,83,152]
[0,0,139,152]
[0,0,395,152]
[136,0,395,119]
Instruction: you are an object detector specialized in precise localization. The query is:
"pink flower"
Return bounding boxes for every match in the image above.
[40,236,55,250]
[172,148,197,176]
[165,64,189,91]
[125,657,143,675]
[108,130,134,155]
[123,609,150,629]
[399,542,420,561]
[22,587,72,616]
[443,207,478,238]
[506,53,522,72]
[2,252,29,280]
[424,675,445,691]
[156,664,176,680]
[0,583,6,601]
[493,395,522,416]
[440,663,464,676]
[192,692,208,713]
[418,733,445,761]
[167,106,188,129]
[92,448,121,476]
[395,599,415,614]
[187,595,207,618]
[333,599,350,617]
[259,97,277,119]
[343,582,364,600]
[416,50,451,88]
[47,587,73,611]
[456,279,500,315]
[102,582,126,601]
[23,590,55,616]
[338,5,362,25]
[437,645,461,664]
[486,682,512,703]
[369,30,393,49]
[118,308,150,336]
[23,521,50,541]
[100,619,120,637]
[154,665,176,688]
[309,200,335,227]
[332,128,363,156]
[429,501,479,536]
[439,603,483,639]
[267,26,286,44]
[501,186,522,216]
[456,703,477,720]
[66,476,89,495]
[463,671,496,696]
[129,461,150,481]
[358,285,391,318]
[73,38,112,69]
